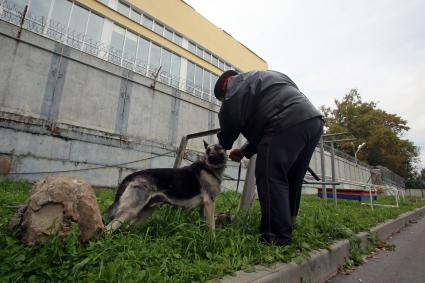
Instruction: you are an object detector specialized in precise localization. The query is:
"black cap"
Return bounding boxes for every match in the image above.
[214,70,239,100]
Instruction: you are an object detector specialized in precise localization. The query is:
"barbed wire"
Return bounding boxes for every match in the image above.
[7,150,175,175]
[0,0,220,105]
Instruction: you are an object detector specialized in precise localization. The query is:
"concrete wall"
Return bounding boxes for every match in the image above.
[405,189,425,198]
[302,148,372,194]
[0,19,224,143]
[0,19,249,187]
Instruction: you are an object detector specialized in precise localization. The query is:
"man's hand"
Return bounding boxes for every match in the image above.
[229,148,245,162]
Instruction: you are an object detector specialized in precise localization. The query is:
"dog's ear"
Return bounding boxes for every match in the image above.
[203,139,209,150]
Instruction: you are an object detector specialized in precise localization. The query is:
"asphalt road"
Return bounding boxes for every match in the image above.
[327,214,425,283]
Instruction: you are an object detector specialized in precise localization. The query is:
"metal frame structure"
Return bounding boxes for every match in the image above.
[321,133,356,206]
[173,129,345,215]
[173,128,406,214]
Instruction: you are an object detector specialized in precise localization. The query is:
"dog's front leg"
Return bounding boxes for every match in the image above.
[131,207,154,228]
[202,193,215,231]
[105,212,131,232]
[199,206,205,218]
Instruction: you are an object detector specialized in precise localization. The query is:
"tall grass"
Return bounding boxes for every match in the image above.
[0,178,423,282]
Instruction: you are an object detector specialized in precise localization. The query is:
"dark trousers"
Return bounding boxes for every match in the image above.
[255,117,323,245]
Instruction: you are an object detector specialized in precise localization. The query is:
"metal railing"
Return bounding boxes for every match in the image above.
[375,165,405,188]
[322,142,370,168]
[0,0,220,105]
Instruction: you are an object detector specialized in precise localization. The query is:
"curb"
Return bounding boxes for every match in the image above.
[221,206,425,283]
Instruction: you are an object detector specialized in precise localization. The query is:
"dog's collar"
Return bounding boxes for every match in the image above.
[198,162,223,182]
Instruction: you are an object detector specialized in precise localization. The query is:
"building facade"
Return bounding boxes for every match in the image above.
[4,0,268,104]
[0,0,267,186]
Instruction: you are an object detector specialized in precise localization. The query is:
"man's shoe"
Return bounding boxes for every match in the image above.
[260,233,291,246]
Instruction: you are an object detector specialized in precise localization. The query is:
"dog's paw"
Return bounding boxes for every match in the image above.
[214,212,233,225]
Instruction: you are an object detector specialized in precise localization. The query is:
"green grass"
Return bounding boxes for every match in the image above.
[0,178,424,282]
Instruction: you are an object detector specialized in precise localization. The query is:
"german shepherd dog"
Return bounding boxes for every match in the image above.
[105,141,227,232]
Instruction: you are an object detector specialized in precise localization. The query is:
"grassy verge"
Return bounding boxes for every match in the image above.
[1,178,424,282]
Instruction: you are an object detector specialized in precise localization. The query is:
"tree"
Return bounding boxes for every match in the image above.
[406,168,425,189]
[320,89,419,179]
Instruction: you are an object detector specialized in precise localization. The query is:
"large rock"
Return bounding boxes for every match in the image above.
[11,176,104,245]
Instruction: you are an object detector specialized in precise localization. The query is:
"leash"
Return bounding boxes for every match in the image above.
[216,162,242,226]
[307,166,321,181]
[235,162,242,193]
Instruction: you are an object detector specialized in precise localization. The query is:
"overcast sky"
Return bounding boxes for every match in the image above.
[185,0,425,170]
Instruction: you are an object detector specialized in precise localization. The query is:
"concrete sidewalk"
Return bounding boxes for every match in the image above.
[327,213,425,283]
[221,206,425,283]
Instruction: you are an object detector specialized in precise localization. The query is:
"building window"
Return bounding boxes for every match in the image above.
[117,1,130,17]
[185,61,218,99]
[188,42,196,54]
[202,71,211,100]
[109,24,125,64]
[85,12,103,42]
[142,15,153,30]
[186,61,196,93]
[8,0,28,9]
[84,12,104,54]
[204,51,211,63]
[67,3,89,49]
[173,33,182,46]
[218,60,224,70]
[50,0,72,28]
[194,65,203,97]
[170,53,181,87]
[153,21,163,35]
[69,4,89,35]
[211,74,219,104]
[161,49,172,73]
[29,0,52,19]
[211,74,218,89]
[196,46,203,58]
[129,9,141,23]
[159,48,171,84]
[123,30,138,61]
[164,28,173,41]
[43,1,105,53]
[137,37,150,63]
[212,55,218,67]
[149,43,161,70]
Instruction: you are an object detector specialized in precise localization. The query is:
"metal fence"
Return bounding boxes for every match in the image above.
[0,0,219,105]
[375,165,405,188]
[321,144,405,188]
[322,143,369,168]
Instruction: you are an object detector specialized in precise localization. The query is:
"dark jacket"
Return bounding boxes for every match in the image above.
[217,70,322,156]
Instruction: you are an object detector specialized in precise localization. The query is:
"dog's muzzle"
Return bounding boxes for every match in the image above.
[208,154,226,165]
